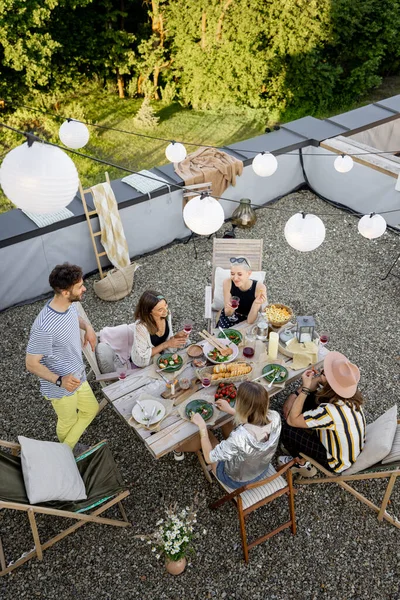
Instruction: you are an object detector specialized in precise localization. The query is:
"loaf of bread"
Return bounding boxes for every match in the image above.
[213,362,249,374]
[212,364,251,378]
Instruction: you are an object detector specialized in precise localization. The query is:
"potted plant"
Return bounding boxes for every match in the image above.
[137,502,200,575]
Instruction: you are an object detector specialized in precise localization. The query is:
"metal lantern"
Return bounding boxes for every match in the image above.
[231,198,257,228]
[296,316,315,343]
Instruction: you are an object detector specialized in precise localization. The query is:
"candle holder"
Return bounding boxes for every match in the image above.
[296,316,315,344]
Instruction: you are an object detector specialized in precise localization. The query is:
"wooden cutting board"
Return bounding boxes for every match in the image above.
[161,377,203,406]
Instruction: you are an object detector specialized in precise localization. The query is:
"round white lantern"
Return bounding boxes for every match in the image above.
[284,212,326,252]
[165,142,187,163]
[334,154,353,173]
[183,194,225,235]
[252,152,278,177]
[358,213,386,239]
[59,120,90,149]
[0,141,79,214]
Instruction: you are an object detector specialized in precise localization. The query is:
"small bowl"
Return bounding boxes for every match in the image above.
[179,377,191,390]
[187,344,204,358]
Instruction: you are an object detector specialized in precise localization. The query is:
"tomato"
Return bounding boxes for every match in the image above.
[230,393,236,399]
[218,383,224,388]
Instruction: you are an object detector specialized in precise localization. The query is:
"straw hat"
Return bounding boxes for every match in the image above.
[324,351,360,398]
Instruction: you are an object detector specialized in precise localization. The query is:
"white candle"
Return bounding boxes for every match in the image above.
[268,332,279,360]
[171,381,176,396]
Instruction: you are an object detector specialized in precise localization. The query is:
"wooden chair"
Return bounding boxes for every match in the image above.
[76,301,110,411]
[297,419,400,530]
[0,439,131,576]
[204,238,264,330]
[210,459,297,563]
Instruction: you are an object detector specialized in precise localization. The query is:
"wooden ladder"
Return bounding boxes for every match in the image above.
[79,172,112,279]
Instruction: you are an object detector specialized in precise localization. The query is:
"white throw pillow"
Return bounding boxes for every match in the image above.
[345,405,398,475]
[382,424,400,464]
[18,436,87,504]
[212,267,266,311]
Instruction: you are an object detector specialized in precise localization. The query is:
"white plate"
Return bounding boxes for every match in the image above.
[203,338,239,364]
[132,399,166,426]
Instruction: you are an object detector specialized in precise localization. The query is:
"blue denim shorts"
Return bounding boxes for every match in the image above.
[216,461,270,490]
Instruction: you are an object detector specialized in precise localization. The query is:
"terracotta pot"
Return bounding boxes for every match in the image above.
[165,556,187,575]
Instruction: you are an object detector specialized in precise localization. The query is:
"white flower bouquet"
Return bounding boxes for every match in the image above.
[137,502,200,562]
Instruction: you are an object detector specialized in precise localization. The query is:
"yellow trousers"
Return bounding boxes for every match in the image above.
[50,381,98,449]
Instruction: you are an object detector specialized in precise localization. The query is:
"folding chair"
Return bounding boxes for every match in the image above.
[204,238,264,330]
[76,301,110,411]
[297,419,400,530]
[210,459,297,563]
[0,439,131,576]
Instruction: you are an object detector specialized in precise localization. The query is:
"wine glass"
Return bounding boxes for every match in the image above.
[229,296,240,323]
[182,319,194,345]
[319,332,329,346]
[201,375,211,389]
[117,365,127,380]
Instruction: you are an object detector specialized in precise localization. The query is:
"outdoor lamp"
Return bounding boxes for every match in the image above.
[165,141,187,163]
[252,152,278,177]
[183,192,224,235]
[296,316,315,344]
[59,119,90,149]
[231,198,257,228]
[0,139,79,214]
[358,213,387,239]
[334,154,354,173]
[284,212,326,252]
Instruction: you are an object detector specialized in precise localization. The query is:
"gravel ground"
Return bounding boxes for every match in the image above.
[1,190,400,600]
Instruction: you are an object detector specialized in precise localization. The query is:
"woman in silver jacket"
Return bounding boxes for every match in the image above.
[191,381,281,489]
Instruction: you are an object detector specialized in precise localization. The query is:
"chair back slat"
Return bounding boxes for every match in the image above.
[76,302,102,380]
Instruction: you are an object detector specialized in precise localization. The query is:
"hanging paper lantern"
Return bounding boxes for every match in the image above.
[165,142,187,163]
[183,194,224,235]
[358,213,386,239]
[284,212,326,252]
[59,120,90,149]
[334,154,353,173]
[252,152,278,177]
[0,141,79,214]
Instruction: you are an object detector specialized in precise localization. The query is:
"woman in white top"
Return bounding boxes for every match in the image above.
[190,381,281,489]
[131,290,187,368]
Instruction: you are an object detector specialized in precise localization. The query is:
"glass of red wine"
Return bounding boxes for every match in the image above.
[229,296,240,322]
[183,319,194,345]
[117,366,127,380]
[319,332,329,346]
[201,375,211,388]
[243,332,256,358]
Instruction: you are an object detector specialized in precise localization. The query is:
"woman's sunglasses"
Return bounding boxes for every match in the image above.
[230,257,250,267]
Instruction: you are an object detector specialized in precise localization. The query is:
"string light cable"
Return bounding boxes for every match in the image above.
[0,122,400,232]
[5,102,400,158]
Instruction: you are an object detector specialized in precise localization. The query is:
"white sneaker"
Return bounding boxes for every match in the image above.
[277,455,317,477]
[173,451,185,462]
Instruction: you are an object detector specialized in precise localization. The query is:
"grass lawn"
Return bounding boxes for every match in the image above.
[1,75,400,213]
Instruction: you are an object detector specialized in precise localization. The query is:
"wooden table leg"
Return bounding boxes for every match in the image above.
[196,450,213,483]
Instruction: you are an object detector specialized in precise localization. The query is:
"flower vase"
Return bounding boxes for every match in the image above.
[165,557,187,575]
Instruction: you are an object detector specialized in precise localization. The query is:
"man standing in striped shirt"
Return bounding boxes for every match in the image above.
[26,263,99,450]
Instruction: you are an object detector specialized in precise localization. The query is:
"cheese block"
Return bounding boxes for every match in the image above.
[287,339,319,370]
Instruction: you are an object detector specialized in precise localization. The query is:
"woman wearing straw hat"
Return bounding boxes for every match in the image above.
[279,352,366,477]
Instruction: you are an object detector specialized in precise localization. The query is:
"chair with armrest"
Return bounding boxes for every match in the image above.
[210,459,297,563]
[0,439,131,576]
[297,411,400,530]
[204,238,265,331]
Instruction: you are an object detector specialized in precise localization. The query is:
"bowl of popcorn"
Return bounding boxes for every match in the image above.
[264,303,293,328]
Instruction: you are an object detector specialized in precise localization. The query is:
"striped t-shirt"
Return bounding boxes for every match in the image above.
[26,301,86,399]
[303,401,366,473]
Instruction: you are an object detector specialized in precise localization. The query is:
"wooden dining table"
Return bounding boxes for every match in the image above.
[101,321,329,481]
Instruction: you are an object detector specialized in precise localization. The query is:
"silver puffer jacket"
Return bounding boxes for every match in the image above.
[209,410,281,482]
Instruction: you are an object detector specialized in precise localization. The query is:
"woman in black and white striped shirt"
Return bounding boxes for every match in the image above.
[279,352,366,476]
